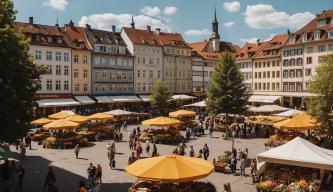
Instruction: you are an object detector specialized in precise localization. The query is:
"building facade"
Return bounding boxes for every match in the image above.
[85,25,134,96]
[15,18,73,99]
[189,10,240,95]
[64,22,93,95]
[191,51,205,93]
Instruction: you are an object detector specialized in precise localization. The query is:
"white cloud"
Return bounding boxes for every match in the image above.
[43,0,68,11]
[78,13,171,32]
[223,1,241,13]
[223,21,234,27]
[244,4,315,29]
[185,29,211,36]
[163,6,177,15]
[240,37,258,43]
[140,6,161,17]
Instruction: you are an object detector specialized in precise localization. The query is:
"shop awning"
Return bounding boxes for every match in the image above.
[257,137,333,170]
[36,99,80,107]
[74,96,95,105]
[248,105,289,113]
[105,109,137,116]
[95,96,142,103]
[139,95,151,102]
[248,95,281,103]
[182,100,206,107]
[252,92,318,97]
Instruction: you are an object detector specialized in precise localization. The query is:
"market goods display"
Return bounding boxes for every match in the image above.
[139,129,182,144]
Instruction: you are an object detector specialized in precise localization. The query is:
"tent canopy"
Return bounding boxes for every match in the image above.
[182,100,206,108]
[95,96,142,103]
[105,109,137,116]
[273,109,304,117]
[37,98,80,107]
[257,137,333,170]
[273,113,318,130]
[142,116,182,127]
[171,94,196,101]
[249,105,289,113]
[248,95,281,103]
[169,110,196,117]
[48,111,75,119]
[43,119,80,130]
[74,96,95,105]
[31,118,53,125]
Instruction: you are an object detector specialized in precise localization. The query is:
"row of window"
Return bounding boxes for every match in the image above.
[136,82,191,92]
[93,45,126,55]
[254,82,280,91]
[165,70,192,78]
[35,50,70,62]
[137,70,161,79]
[137,57,160,65]
[242,72,252,80]
[73,55,89,64]
[283,69,312,78]
[254,71,280,79]
[95,84,133,92]
[73,84,89,92]
[283,83,304,92]
[73,69,89,78]
[165,48,191,56]
[254,60,280,68]
[135,46,161,54]
[94,56,132,67]
[165,58,190,65]
[192,61,203,66]
[95,71,133,81]
[239,62,252,69]
[283,58,303,67]
[283,48,303,57]
[45,65,69,76]
[45,80,69,91]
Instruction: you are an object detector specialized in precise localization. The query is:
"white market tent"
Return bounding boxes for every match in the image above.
[95,96,142,103]
[182,100,206,108]
[249,105,289,113]
[257,137,333,171]
[74,96,95,105]
[171,94,196,101]
[273,109,304,117]
[105,109,137,116]
[36,99,80,107]
[248,95,281,103]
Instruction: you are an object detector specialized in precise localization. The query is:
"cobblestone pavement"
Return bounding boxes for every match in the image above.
[17,124,267,192]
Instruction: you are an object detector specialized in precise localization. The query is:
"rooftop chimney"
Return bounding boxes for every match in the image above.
[85,24,91,30]
[147,26,151,32]
[29,17,33,25]
[156,28,161,34]
[112,25,116,33]
[256,39,260,46]
[69,20,74,28]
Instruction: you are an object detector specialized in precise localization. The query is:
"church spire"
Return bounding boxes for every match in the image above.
[211,8,220,39]
[213,8,218,23]
[131,16,135,29]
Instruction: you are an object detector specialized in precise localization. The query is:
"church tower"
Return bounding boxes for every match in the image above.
[210,9,220,52]
[131,16,135,29]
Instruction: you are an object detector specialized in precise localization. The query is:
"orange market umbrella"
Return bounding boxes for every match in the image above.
[142,116,182,127]
[88,113,113,121]
[48,111,75,119]
[169,110,196,118]
[273,113,318,130]
[31,118,53,125]
[126,155,214,183]
[43,119,80,130]
[66,115,89,124]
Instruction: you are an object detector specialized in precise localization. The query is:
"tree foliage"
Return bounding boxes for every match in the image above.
[308,54,333,137]
[150,80,171,114]
[206,52,248,115]
[0,0,42,142]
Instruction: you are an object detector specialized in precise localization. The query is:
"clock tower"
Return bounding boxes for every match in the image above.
[210,9,220,52]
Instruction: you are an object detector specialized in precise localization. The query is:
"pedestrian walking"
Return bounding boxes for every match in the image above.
[74,144,80,159]
[128,152,136,165]
[17,164,25,192]
[145,141,150,155]
[123,120,127,131]
[95,164,102,184]
[87,163,96,189]
[250,159,257,183]
[189,146,195,157]
[152,144,157,157]
[240,157,246,177]
[44,166,57,192]
[202,143,209,160]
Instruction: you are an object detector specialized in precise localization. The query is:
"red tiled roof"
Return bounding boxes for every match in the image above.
[123,27,190,48]
[64,24,92,50]
[254,34,288,59]
[189,40,239,60]
[235,43,256,60]
[285,10,333,46]
[14,22,72,48]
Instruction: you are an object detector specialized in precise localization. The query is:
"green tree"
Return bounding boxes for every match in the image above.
[308,54,333,138]
[207,52,248,115]
[0,0,42,142]
[150,80,171,114]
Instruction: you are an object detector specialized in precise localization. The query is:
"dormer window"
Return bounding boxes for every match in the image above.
[328,30,333,39]
[289,35,296,44]
[47,36,52,43]
[79,43,84,49]
[317,18,328,26]
[302,34,307,42]
[315,30,321,40]
[57,37,62,44]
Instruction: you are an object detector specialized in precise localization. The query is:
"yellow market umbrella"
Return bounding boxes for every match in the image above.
[48,111,75,119]
[142,116,182,127]
[43,119,80,130]
[88,113,113,121]
[31,118,53,125]
[66,115,89,124]
[126,155,214,183]
[169,110,196,118]
[273,113,318,130]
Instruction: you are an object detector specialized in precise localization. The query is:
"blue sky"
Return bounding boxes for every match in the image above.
[13,0,332,46]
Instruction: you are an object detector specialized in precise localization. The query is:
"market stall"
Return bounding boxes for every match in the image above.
[105,109,137,122]
[88,113,113,121]
[65,115,89,124]
[126,155,216,192]
[30,117,54,126]
[48,111,75,120]
[256,137,333,191]
[140,117,182,144]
